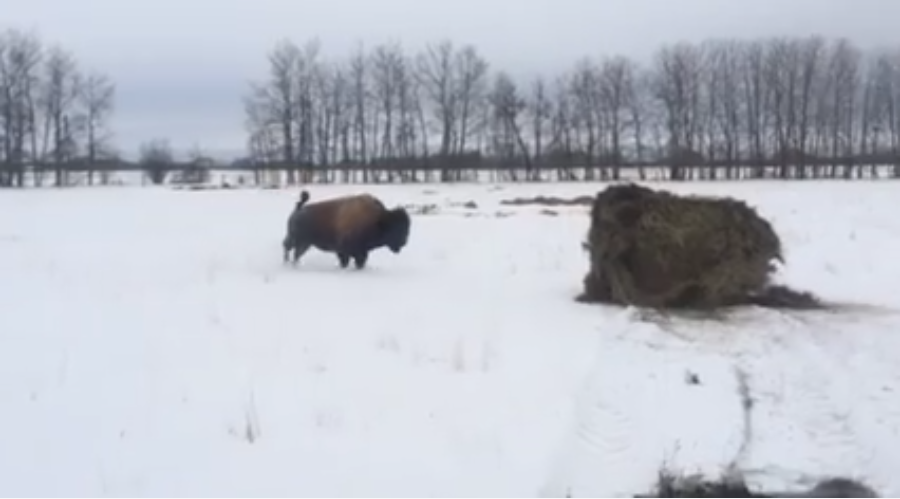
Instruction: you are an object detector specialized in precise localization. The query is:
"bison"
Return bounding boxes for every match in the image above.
[282,190,411,269]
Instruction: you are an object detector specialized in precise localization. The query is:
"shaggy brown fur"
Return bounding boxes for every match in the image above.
[578,183,822,310]
[282,191,411,269]
[319,194,386,242]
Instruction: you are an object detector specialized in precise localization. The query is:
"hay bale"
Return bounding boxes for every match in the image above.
[578,183,790,309]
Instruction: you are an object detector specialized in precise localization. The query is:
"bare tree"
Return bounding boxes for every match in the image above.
[868,50,900,177]
[77,70,115,185]
[488,71,532,180]
[598,56,638,180]
[628,69,657,179]
[178,142,212,184]
[39,45,82,187]
[545,74,578,180]
[139,137,174,185]
[452,45,489,158]
[528,76,551,175]
[416,40,457,179]
[569,58,601,179]
[700,39,748,178]
[653,42,705,180]
[827,38,863,178]
[395,49,425,173]
[295,38,322,182]
[793,37,826,178]
[252,39,302,184]
[311,61,340,175]
[371,41,404,164]
[348,43,370,180]
[325,62,354,179]
[0,29,43,187]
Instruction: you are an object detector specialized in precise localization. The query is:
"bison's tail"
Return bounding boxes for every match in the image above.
[296,190,311,210]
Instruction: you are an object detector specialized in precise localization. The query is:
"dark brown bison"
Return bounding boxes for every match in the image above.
[282,190,411,269]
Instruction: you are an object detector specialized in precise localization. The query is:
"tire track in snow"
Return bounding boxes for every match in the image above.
[541,315,745,497]
[542,308,900,497]
[740,338,862,487]
[736,312,900,494]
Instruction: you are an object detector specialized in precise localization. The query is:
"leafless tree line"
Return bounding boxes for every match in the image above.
[244,35,900,184]
[0,28,116,187]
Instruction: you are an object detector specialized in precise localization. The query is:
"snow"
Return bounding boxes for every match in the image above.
[1,180,900,497]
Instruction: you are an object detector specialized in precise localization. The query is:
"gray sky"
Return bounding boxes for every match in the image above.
[2,0,898,161]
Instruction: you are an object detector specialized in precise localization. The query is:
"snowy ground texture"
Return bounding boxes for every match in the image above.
[2,180,900,497]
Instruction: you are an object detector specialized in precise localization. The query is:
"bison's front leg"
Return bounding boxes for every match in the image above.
[352,251,369,269]
[337,253,351,268]
[336,235,367,269]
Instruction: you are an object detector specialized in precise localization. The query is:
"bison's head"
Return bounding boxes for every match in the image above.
[379,207,411,253]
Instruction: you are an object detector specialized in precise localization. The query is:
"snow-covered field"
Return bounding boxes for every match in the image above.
[2,180,900,497]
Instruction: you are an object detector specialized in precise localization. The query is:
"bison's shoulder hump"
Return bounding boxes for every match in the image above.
[332,194,387,235]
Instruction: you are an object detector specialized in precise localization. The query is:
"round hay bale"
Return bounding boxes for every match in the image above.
[579,183,785,309]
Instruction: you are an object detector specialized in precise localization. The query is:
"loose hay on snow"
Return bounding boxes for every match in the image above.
[636,471,761,498]
[577,183,823,310]
[500,195,595,207]
[631,365,880,498]
[636,472,878,498]
[401,203,440,215]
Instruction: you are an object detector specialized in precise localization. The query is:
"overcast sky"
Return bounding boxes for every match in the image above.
[2,0,898,160]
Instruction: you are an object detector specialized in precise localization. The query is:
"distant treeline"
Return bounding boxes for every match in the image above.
[5,26,900,187]
[241,34,900,184]
[66,153,897,187]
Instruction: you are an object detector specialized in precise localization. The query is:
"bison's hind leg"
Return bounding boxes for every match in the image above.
[282,236,293,263]
[291,243,311,266]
